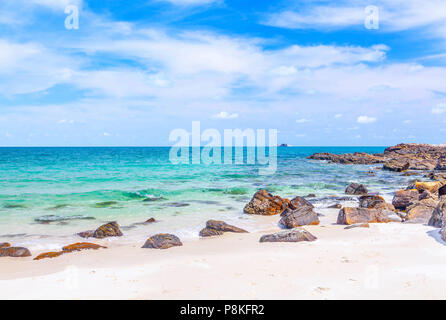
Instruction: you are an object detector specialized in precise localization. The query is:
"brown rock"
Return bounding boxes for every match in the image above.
[92,222,123,239]
[0,242,11,249]
[205,220,248,233]
[142,233,183,249]
[414,181,442,194]
[0,247,31,258]
[307,152,384,164]
[405,199,438,223]
[62,242,107,253]
[259,228,317,243]
[345,183,368,195]
[145,218,156,223]
[289,196,314,209]
[436,156,446,170]
[34,251,64,261]
[279,206,320,228]
[383,159,410,172]
[428,198,446,227]
[337,207,391,225]
[243,190,289,216]
[199,228,224,237]
[392,189,419,210]
[77,230,95,238]
[359,195,395,211]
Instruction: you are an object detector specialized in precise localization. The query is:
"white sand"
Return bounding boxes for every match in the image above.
[1,210,446,300]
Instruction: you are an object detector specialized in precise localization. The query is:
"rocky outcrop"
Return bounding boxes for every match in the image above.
[428,198,446,227]
[337,207,392,225]
[142,234,183,249]
[279,206,320,228]
[79,222,123,239]
[199,220,248,237]
[243,190,289,216]
[308,143,446,171]
[259,228,317,243]
[34,251,64,261]
[413,181,442,194]
[359,195,394,211]
[345,183,368,195]
[383,159,410,172]
[0,246,31,257]
[0,242,10,249]
[405,199,438,223]
[392,189,419,210]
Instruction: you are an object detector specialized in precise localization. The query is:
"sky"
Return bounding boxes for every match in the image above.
[0,0,446,146]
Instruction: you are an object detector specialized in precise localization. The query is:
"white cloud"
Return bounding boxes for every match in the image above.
[357,116,377,124]
[212,111,239,119]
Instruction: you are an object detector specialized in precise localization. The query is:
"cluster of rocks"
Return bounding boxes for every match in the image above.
[308,143,446,172]
[0,243,31,258]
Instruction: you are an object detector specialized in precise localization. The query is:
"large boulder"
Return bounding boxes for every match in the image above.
[359,195,395,211]
[0,247,31,258]
[289,196,313,209]
[436,156,446,170]
[142,234,183,249]
[345,183,368,195]
[383,159,410,172]
[392,189,419,210]
[199,220,248,237]
[259,228,317,243]
[92,222,123,239]
[413,181,442,194]
[243,190,289,215]
[279,206,319,228]
[405,199,438,223]
[337,207,392,225]
[428,198,446,227]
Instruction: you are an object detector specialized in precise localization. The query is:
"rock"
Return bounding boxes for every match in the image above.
[145,218,156,223]
[77,230,95,238]
[405,199,438,223]
[414,181,442,194]
[199,228,224,237]
[142,234,183,249]
[436,156,446,170]
[440,185,446,197]
[62,242,107,253]
[259,228,317,243]
[0,242,10,249]
[428,198,446,227]
[359,195,395,211]
[205,220,248,233]
[307,152,384,164]
[337,207,391,225]
[392,189,419,210]
[0,247,31,258]
[279,206,320,228]
[243,190,289,216]
[305,194,316,198]
[92,222,123,239]
[344,223,370,229]
[34,251,64,261]
[345,183,368,195]
[328,203,342,209]
[289,196,314,209]
[419,190,438,201]
[383,159,410,172]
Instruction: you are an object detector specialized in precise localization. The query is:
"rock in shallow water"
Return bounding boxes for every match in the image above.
[345,183,368,195]
[383,159,410,172]
[279,206,319,228]
[93,222,123,239]
[205,220,248,233]
[259,228,317,243]
[243,190,289,216]
[142,233,183,249]
[34,242,107,260]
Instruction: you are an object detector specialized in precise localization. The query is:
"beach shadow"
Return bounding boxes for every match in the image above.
[427,228,446,246]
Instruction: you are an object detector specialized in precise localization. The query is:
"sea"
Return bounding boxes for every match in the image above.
[0,146,421,251]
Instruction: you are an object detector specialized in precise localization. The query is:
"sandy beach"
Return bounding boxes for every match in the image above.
[2,209,446,300]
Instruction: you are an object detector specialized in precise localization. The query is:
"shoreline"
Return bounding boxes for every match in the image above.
[2,209,446,300]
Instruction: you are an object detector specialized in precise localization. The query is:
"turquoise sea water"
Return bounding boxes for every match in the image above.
[0,147,421,250]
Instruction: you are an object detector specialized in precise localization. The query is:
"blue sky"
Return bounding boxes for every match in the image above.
[0,0,446,146]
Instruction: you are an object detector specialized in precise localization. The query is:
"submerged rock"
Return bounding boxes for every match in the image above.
[259,228,317,243]
[35,215,95,223]
[392,189,419,210]
[142,234,183,249]
[94,201,118,208]
[279,206,319,228]
[337,207,392,225]
[345,183,368,195]
[0,246,31,258]
[243,190,289,216]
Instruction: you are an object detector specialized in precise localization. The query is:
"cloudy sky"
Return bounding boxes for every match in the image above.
[0,0,446,146]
